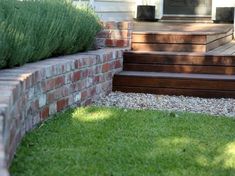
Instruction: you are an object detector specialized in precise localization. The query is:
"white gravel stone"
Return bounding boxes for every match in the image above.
[94,91,235,118]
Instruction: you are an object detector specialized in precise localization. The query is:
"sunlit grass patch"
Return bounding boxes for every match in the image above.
[10,106,235,176]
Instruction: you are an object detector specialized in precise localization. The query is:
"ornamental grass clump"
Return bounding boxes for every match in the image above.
[0,0,101,69]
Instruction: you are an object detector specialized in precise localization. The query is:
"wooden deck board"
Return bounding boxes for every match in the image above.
[207,40,235,55]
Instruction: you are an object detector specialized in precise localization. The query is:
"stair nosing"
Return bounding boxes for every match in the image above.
[124,51,235,57]
[116,71,235,80]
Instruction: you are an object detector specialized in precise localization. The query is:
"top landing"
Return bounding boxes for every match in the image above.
[133,22,233,35]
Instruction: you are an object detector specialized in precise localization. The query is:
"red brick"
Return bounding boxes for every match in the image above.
[103,53,113,62]
[115,60,122,69]
[61,64,65,73]
[74,60,82,69]
[57,98,69,112]
[116,39,127,47]
[72,71,81,82]
[94,76,99,84]
[105,39,114,46]
[54,76,65,88]
[89,87,96,97]
[84,98,92,106]
[105,39,128,47]
[40,106,49,120]
[69,82,82,93]
[81,70,88,79]
[42,79,54,91]
[81,90,88,101]
[47,92,54,104]
[102,63,110,73]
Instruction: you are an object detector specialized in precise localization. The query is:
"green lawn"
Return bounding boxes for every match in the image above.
[10,107,235,176]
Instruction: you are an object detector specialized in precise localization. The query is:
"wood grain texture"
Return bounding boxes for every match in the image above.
[123,64,235,75]
[131,35,233,52]
[113,71,235,98]
[131,43,206,52]
[132,34,207,44]
[123,51,235,66]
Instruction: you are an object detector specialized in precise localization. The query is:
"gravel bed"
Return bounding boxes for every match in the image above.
[94,92,235,118]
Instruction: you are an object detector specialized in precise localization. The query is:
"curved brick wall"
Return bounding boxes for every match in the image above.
[0,47,127,175]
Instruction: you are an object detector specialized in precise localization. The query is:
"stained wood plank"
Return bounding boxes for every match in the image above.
[132,34,207,44]
[132,29,234,45]
[133,22,233,35]
[206,35,233,51]
[208,41,235,55]
[132,35,233,52]
[207,29,233,43]
[124,51,235,66]
[114,71,235,91]
[123,64,235,75]
[131,43,206,52]
[220,45,235,55]
[207,41,235,54]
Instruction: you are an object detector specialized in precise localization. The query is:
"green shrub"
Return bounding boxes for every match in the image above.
[0,0,101,68]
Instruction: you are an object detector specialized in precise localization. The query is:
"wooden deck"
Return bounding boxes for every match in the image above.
[113,22,235,98]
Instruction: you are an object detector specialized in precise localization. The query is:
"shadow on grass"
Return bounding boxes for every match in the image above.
[10,106,235,176]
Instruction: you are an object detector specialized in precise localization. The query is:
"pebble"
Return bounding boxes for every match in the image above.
[94,92,235,118]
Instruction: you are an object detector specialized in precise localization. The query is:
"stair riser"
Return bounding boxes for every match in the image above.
[132,43,206,52]
[113,86,235,98]
[124,53,235,66]
[123,64,235,75]
[132,29,233,44]
[132,35,233,52]
[113,76,235,91]
[132,34,207,44]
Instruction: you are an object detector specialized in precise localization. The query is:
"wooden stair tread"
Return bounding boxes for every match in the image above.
[123,64,235,75]
[116,71,235,80]
[113,71,235,97]
[123,51,235,67]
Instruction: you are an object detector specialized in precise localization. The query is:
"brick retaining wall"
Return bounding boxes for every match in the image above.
[0,47,128,175]
[95,21,133,48]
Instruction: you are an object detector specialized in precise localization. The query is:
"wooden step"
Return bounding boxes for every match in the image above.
[123,51,235,74]
[132,33,233,52]
[113,71,235,98]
